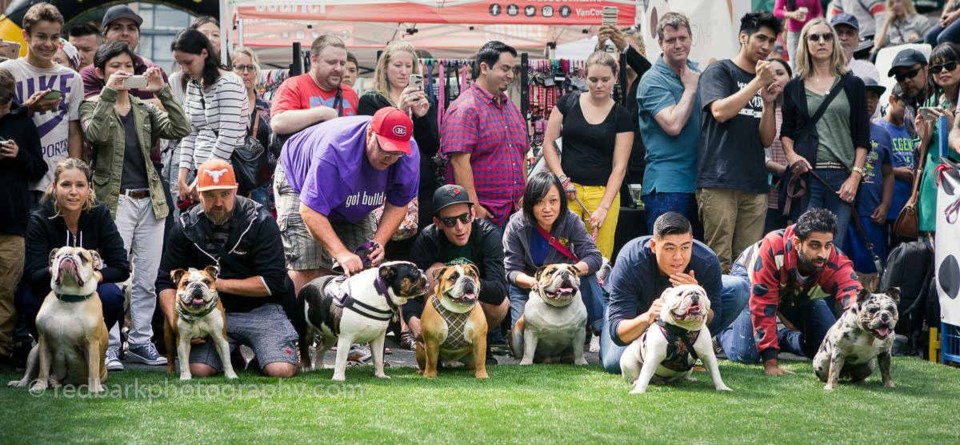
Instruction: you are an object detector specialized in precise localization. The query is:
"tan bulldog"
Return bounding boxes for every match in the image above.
[164,266,237,380]
[8,247,108,393]
[417,263,488,378]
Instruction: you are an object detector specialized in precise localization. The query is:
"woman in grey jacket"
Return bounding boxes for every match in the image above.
[503,172,606,333]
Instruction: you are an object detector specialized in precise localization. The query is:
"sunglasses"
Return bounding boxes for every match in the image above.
[233,64,256,72]
[439,212,473,228]
[894,68,921,82]
[807,32,834,43]
[930,61,958,74]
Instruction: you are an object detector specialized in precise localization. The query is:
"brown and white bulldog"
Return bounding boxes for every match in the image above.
[511,264,588,365]
[8,247,108,393]
[163,266,237,380]
[416,263,488,378]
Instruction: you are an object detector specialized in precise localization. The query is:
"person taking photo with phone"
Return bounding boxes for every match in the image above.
[78,42,190,369]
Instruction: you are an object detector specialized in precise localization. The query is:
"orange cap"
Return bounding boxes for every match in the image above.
[196,159,238,192]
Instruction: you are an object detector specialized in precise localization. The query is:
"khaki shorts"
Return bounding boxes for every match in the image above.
[274,163,377,271]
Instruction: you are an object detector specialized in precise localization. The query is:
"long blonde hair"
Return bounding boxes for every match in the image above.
[42,158,97,219]
[372,40,419,106]
[795,19,848,79]
[876,0,919,49]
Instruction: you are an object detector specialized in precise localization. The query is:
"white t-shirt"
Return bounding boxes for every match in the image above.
[0,58,83,192]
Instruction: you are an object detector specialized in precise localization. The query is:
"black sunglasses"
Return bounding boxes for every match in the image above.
[807,32,834,43]
[439,212,473,228]
[930,61,959,74]
[894,68,921,82]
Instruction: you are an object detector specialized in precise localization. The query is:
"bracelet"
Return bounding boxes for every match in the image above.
[852,166,865,177]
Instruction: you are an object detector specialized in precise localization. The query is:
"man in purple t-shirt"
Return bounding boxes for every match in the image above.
[276,107,420,293]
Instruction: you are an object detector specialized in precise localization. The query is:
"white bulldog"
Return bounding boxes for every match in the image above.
[510,264,589,365]
[620,284,731,394]
[298,261,428,381]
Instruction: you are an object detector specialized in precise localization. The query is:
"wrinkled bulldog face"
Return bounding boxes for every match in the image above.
[661,284,710,330]
[380,261,429,305]
[436,263,481,312]
[172,267,219,313]
[49,246,102,296]
[856,288,900,339]
[536,264,581,307]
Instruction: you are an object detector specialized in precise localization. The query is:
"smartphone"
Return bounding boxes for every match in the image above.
[919,107,938,121]
[123,75,148,89]
[42,90,62,100]
[602,6,618,27]
[0,41,20,59]
[409,74,423,91]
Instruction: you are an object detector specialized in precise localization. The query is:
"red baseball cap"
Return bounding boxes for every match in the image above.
[370,107,413,156]
[196,159,238,192]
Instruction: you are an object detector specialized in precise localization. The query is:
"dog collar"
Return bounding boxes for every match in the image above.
[374,277,398,312]
[55,293,92,302]
[177,299,217,324]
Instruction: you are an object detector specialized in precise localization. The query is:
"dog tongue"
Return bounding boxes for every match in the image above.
[192,296,205,305]
[876,327,891,337]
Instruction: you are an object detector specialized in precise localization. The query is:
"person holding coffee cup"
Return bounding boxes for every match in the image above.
[774,0,823,69]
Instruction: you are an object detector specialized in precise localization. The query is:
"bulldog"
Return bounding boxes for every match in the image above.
[299,261,428,381]
[8,247,108,393]
[510,264,588,365]
[163,266,237,380]
[814,288,899,391]
[416,263,488,378]
[620,285,731,394]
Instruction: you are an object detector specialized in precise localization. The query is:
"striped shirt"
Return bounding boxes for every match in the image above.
[179,72,250,170]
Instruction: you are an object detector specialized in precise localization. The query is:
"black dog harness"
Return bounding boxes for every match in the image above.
[431,294,472,350]
[320,276,398,336]
[644,318,702,373]
[55,293,93,303]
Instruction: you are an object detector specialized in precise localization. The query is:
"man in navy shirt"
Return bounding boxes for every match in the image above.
[600,212,750,373]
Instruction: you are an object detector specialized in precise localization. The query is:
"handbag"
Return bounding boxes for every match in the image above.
[778,78,846,218]
[231,114,267,195]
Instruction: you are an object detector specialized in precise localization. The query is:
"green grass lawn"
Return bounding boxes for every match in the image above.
[1,357,957,444]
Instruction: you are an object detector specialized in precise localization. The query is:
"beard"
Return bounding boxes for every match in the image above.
[797,249,826,274]
[205,208,233,226]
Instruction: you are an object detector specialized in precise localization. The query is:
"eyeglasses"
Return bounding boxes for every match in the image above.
[930,61,958,74]
[233,64,256,72]
[894,68,922,82]
[439,212,473,228]
[806,32,834,43]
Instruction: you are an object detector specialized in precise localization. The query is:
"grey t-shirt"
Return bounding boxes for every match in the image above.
[119,111,149,191]
[807,82,855,170]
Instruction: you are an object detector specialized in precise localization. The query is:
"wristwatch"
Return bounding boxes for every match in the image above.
[852,166,865,177]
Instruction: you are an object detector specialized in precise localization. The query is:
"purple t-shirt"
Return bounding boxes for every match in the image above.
[281,116,420,223]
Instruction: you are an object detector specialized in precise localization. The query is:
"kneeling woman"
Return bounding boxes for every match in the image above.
[19,159,130,368]
[503,172,606,335]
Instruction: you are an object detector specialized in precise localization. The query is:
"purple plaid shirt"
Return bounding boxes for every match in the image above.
[441,84,528,227]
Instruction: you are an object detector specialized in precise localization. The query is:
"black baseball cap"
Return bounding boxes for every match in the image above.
[862,76,886,95]
[102,5,143,28]
[433,185,473,215]
[887,48,928,77]
[829,13,859,31]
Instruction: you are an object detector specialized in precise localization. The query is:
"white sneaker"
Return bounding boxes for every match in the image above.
[105,346,124,371]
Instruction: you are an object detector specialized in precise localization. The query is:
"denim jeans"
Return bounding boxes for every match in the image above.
[806,169,852,249]
[925,20,960,46]
[642,192,702,240]
[15,283,125,340]
[508,274,607,333]
[719,284,838,363]
[599,274,750,374]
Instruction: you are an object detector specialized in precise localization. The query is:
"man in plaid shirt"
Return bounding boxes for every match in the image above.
[441,41,529,228]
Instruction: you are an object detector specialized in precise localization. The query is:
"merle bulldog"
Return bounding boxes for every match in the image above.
[814,288,899,391]
[620,284,731,394]
[298,261,428,381]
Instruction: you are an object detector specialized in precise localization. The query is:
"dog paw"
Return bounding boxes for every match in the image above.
[89,384,105,394]
[628,387,647,395]
[8,380,27,388]
[823,384,836,391]
[225,372,239,380]
[179,374,192,381]
[29,381,48,392]
[331,374,346,382]
[884,381,896,388]
[574,358,588,366]
[48,379,61,389]
[519,359,533,366]
[422,371,437,379]
[716,385,733,392]
[475,371,489,379]
[374,373,390,379]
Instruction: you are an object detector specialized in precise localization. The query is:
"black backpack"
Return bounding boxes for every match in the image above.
[880,239,936,355]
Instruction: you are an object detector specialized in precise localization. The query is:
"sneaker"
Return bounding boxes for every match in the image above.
[347,343,371,364]
[126,342,168,366]
[105,347,124,371]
